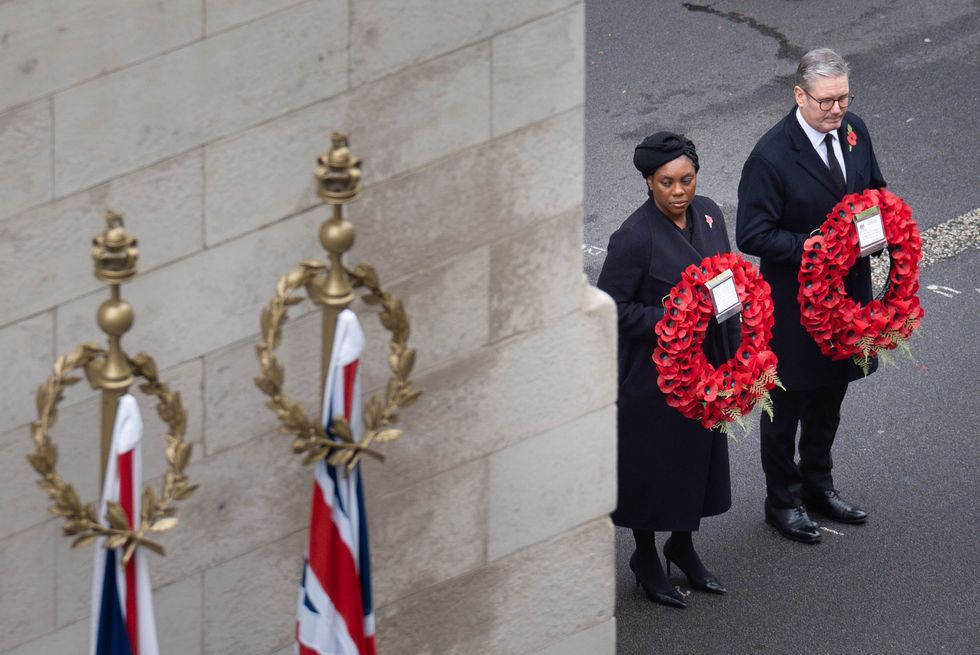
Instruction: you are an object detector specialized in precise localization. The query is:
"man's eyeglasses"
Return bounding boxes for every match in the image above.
[802,88,854,111]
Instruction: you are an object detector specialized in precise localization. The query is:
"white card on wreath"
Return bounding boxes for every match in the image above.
[705,269,742,322]
[855,206,887,256]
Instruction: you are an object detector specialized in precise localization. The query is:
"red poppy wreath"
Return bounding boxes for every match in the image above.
[653,253,783,434]
[798,188,924,374]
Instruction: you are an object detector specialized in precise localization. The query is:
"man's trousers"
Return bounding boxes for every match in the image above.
[760,383,848,508]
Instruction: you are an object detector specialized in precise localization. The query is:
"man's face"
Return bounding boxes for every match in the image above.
[794,75,849,133]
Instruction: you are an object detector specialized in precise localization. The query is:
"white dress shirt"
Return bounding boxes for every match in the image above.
[795,108,847,182]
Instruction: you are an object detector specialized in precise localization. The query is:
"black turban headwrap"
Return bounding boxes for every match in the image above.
[633,131,699,178]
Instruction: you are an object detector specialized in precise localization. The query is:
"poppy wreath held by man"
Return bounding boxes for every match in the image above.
[653,253,783,435]
[798,188,924,375]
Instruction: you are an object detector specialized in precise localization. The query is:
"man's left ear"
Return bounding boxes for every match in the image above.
[793,85,805,108]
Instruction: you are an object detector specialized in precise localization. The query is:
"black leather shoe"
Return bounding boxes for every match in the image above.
[804,489,868,524]
[629,552,687,609]
[663,538,726,594]
[764,499,821,544]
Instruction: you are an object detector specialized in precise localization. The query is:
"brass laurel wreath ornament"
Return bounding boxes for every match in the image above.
[254,132,421,471]
[26,211,196,564]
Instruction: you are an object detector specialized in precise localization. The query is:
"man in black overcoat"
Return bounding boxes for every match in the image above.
[736,48,886,543]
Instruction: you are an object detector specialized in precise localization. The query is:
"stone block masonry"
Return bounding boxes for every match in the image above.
[0,2,615,653]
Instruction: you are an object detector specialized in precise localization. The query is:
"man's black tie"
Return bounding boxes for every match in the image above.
[824,133,846,194]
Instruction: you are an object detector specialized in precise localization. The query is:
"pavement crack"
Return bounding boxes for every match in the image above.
[682,2,806,60]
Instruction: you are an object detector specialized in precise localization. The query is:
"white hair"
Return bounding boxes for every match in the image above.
[796,48,850,89]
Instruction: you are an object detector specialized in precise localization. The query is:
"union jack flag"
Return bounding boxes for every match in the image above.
[296,309,376,655]
[90,394,160,655]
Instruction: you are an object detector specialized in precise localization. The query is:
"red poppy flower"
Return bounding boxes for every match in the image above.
[656,317,677,338]
[756,350,777,369]
[828,251,850,269]
[869,314,890,334]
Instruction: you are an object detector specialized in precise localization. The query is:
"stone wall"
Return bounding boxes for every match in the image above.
[0,1,616,653]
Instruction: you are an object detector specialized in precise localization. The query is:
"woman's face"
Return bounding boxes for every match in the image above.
[647,156,697,223]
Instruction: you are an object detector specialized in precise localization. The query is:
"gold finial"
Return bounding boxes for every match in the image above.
[86,209,136,393]
[91,209,139,283]
[315,131,362,204]
[308,134,357,310]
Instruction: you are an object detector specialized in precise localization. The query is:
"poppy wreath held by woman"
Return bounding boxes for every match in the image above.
[798,188,924,374]
[653,253,783,435]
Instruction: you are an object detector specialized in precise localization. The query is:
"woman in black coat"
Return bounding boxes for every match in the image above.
[597,132,739,609]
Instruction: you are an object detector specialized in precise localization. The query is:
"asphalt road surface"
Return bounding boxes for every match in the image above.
[583,2,980,653]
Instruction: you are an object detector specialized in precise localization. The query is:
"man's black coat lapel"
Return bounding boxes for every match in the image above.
[785,114,841,198]
[838,121,864,195]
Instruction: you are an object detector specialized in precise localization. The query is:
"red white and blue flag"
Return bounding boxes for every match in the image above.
[295,309,376,655]
[89,394,160,655]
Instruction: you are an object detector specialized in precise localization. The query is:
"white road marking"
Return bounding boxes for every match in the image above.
[820,526,845,536]
[583,244,607,256]
[926,284,961,298]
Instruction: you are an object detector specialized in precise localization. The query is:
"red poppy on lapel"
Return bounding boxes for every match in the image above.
[846,123,857,151]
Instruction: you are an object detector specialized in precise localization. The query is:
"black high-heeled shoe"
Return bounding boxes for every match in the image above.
[663,538,726,595]
[629,552,686,609]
